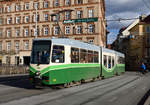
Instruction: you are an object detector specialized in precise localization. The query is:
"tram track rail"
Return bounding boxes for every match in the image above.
[35,76,139,105]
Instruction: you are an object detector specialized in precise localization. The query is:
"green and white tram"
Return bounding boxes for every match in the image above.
[29,38,125,87]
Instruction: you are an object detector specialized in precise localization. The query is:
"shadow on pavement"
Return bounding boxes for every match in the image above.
[0,75,34,89]
[137,89,150,105]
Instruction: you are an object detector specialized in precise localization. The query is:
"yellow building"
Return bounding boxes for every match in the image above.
[0,0,106,65]
[113,15,150,70]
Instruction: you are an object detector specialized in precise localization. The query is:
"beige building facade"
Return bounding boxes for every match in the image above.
[0,0,106,65]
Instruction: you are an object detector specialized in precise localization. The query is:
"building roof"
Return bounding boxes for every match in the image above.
[122,19,140,36]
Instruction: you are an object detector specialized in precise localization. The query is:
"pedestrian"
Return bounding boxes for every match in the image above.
[141,62,146,74]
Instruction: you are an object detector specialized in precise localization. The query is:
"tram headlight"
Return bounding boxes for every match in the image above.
[35,71,40,76]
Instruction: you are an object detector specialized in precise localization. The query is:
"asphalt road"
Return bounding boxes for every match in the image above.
[0,72,150,105]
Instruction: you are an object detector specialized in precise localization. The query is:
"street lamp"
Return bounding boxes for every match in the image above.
[51,9,74,38]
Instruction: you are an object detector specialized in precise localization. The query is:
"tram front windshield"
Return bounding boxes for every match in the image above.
[31,40,51,64]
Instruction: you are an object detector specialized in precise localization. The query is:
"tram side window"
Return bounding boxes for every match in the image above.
[52,45,64,63]
[108,56,111,69]
[88,50,94,63]
[112,57,115,67]
[94,51,99,63]
[104,55,107,68]
[71,48,79,63]
[80,49,88,63]
[118,57,125,64]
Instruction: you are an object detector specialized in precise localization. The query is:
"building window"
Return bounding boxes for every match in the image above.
[88,39,94,44]
[7,30,11,38]
[77,11,82,19]
[25,16,29,23]
[24,41,29,50]
[33,28,39,36]
[65,0,71,6]
[44,27,49,35]
[34,14,39,22]
[0,7,3,13]
[147,48,150,57]
[54,26,60,35]
[34,2,39,9]
[89,24,95,33]
[25,28,29,36]
[88,9,94,18]
[7,18,12,24]
[16,5,21,11]
[25,3,29,10]
[7,42,11,51]
[77,25,82,34]
[54,0,59,7]
[146,26,150,33]
[44,14,49,21]
[16,29,20,37]
[0,18,2,25]
[44,1,49,8]
[16,16,20,24]
[7,6,11,12]
[76,0,83,4]
[65,12,71,20]
[15,41,19,53]
[0,42,2,51]
[0,30,2,37]
[65,26,70,34]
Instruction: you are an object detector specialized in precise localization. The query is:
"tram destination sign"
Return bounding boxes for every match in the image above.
[63,17,98,24]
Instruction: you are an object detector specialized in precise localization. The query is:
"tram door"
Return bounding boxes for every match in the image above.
[23,56,30,66]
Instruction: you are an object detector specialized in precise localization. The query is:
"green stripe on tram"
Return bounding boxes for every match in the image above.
[30,63,100,75]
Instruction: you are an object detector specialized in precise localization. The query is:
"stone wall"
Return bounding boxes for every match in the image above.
[0,65,29,75]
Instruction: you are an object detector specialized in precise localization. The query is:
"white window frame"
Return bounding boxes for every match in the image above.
[44,14,49,21]
[7,42,11,51]
[44,1,49,8]
[34,14,39,22]
[0,42,2,51]
[0,30,2,37]
[88,9,94,18]
[65,0,70,5]
[16,29,20,37]
[25,28,29,36]
[65,12,71,20]
[55,0,59,7]
[7,6,11,12]
[24,41,29,50]
[77,25,82,34]
[16,5,21,11]
[25,16,29,23]
[7,18,11,24]
[44,27,49,35]
[77,11,82,19]
[34,2,39,9]
[25,3,29,10]
[7,30,11,37]
[15,41,19,53]
[54,26,59,35]
[65,26,70,34]
[16,16,20,24]
[89,24,94,33]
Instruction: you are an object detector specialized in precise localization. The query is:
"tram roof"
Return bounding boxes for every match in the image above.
[51,38,100,51]
[102,47,125,57]
[33,38,100,51]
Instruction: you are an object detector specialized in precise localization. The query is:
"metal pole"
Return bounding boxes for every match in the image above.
[56,13,65,38]
[35,6,38,38]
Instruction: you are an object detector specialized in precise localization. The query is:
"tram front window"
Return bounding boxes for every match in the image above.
[31,40,51,64]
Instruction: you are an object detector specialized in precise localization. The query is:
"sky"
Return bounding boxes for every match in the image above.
[106,0,150,44]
